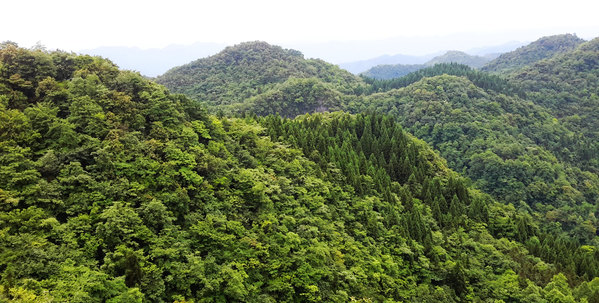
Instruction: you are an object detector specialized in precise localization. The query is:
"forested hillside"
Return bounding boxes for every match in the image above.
[156,41,367,114]
[353,74,599,248]
[3,37,599,302]
[482,34,585,73]
[361,63,519,95]
[360,64,423,81]
[509,38,599,137]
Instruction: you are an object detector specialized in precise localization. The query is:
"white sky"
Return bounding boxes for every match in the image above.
[2,0,598,52]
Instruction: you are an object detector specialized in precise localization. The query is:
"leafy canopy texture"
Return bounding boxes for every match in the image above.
[2,41,599,302]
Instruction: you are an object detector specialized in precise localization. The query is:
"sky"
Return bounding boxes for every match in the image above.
[2,0,598,75]
[2,0,598,51]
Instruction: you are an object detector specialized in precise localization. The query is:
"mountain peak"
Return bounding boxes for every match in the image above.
[156,41,363,113]
[482,33,585,73]
[218,41,305,61]
[425,50,490,68]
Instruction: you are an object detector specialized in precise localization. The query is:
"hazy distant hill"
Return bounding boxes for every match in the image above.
[361,50,492,80]
[466,40,527,56]
[360,64,424,80]
[340,41,525,75]
[338,53,436,74]
[482,34,585,73]
[81,42,226,77]
[425,50,490,68]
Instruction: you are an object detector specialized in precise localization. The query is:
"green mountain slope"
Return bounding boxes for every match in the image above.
[231,77,348,117]
[155,41,366,114]
[362,63,519,95]
[3,44,599,302]
[360,63,423,80]
[508,38,599,138]
[482,33,585,73]
[352,75,599,264]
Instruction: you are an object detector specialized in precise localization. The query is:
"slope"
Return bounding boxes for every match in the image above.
[360,63,423,80]
[352,75,599,263]
[2,44,599,302]
[362,63,519,95]
[482,33,585,73]
[155,41,366,114]
[508,38,599,134]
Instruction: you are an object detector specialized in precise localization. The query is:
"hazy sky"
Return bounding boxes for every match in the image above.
[2,0,598,52]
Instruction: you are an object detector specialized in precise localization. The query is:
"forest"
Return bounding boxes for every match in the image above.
[1,34,599,302]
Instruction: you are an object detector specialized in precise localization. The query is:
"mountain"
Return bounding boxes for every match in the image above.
[362,63,520,95]
[156,40,599,287]
[338,53,436,74]
[81,42,226,77]
[466,40,528,57]
[482,33,585,73]
[352,71,599,245]
[340,41,527,76]
[508,37,599,144]
[3,39,599,302]
[361,51,492,80]
[360,63,425,80]
[7,43,599,302]
[425,50,490,68]
[156,41,366,114]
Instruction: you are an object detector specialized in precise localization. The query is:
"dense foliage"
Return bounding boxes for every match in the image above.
[361,63,520,95]
[353,74,599,248]
[155,41,367,113]
[3,36,599,302]
[230,77,348,118]
[509,38,599,140]
[482,34,584,73]
[360,64,423,81]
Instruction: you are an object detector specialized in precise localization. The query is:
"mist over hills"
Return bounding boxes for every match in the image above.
[338,53,438,74]
[81,35,531,77]
[340,40,527,74]
[361,50,494,80]
[82,42,226,77]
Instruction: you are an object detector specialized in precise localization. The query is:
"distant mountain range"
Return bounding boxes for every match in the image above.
[361,50,494,80]
[339,40,527,74]
[338,53,439,74]
[81,42,226,77]
[81,37,528,77]
[358,35,583,80]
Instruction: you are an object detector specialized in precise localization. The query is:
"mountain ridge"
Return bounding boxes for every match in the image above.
[482,33,585,73]
[361,50,492,80]
[156,41,366,114]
